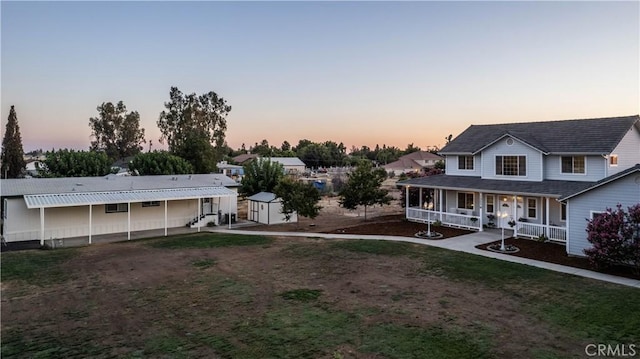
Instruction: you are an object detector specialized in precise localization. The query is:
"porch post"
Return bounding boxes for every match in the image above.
[198,197,202,233]
[545,197,550,237]
[405,186,409,218]
[478,192,484,232]
[439,189,444,221]
[89,205,92,245]
[164,200,168,236]
[40,207,45,246]
[418,188,423,209]
[127,202,131,240]
[512,196,517,237]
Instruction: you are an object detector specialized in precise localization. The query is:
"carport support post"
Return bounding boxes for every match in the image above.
[164,200,168,236]
[89,205,92,244]
[197,197,201,232]
[228,196,232,229]
[39,207,44,246]
[127,202,131,240]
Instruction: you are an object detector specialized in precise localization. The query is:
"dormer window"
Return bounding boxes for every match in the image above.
[561,156,585,174]
[458,156,474,170]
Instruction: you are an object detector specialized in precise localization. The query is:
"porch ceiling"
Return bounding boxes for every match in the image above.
[399,175,594,198]
[24,187,237,209]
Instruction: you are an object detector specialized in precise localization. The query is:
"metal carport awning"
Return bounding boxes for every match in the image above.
[24,186,237,209]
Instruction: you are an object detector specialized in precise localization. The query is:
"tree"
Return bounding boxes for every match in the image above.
[89,101,145,160]
[157,86,231,172]
[239,159,284,196]
[1,106,26,178]
[338,160,392,220]
[584,204,640,274]
[128,151,193,175]
[37,149,113,177]
[274,177,322,224]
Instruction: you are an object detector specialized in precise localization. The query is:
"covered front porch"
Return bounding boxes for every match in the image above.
[402,185,568,243]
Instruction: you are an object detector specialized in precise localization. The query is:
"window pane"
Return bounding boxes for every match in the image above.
[486,195,494,213]
[457,193,465,209]
[495,157,503,175]
[527,199,536,218]
[561,203,567,221]
[561,157,572,173]
[518,156,526,176]
[574,156,585,173]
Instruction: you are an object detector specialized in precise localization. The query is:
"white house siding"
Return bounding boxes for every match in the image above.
[445,155,482,176]
[608,126,640,176]
[544,155,606,182]
[480,138,543,181]
[566,175,640,256]
[2,198,222,242]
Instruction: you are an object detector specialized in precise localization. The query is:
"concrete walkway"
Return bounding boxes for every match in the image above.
[211,228,640,288]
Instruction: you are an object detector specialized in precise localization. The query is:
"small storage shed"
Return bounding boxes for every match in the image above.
[247,192,297,225]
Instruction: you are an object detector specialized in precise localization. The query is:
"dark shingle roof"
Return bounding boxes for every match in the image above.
[558,164,640,201]
[440,115,639,155]
[398,175,594,199]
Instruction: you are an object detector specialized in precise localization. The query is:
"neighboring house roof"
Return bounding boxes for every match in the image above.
[24,187,237,209]
[558,164,640,201]
[1,174,238,197]
[440,115,639,155]
[399,175,593,198]
[111,156,136,170]
[268,157,306,167]
[232,154,259,164]
[247,191,279,203]
[384,151,443,171]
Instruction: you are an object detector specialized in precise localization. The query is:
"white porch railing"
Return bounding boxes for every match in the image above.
[516,221,566,243]
[407,207,482,231]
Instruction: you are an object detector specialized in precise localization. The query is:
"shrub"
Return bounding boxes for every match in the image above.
[584,204,640,274]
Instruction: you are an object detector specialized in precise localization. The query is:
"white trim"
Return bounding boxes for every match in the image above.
[457,155,475,171]
[589,210,606,219]
[495,154,528,177]
[472,134,548,155]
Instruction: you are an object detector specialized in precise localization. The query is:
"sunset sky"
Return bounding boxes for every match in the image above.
[2,1,638,153]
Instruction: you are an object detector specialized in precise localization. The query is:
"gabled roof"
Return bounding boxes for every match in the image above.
[232,153,259,164]
[400,151,443,161]
[1,174,238,197]
[440,115,639,155]
[558,164,640,201]
[383,151,443,170]
[384,158,423,171]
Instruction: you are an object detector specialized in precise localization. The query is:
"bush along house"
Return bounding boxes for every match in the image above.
[399,115,640,257]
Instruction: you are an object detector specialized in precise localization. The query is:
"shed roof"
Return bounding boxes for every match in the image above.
[440,115,639,155]
[1,174,238,197]
[24,187,237,209]
[247,192,278,203]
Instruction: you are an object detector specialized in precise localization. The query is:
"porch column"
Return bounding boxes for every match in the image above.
[40,207,45,246]
[164,200,168,236]
[512,196,517,237]
[89,205,92,245]
[127,202,131,240]
[405,186,409,218]
[197,197,202,233]
[418,188,423,209]
[439,189,444,221]
[478,192,484,232]
[545,197,550,237]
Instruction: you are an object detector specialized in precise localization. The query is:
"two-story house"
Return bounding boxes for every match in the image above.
[399,115,640,257]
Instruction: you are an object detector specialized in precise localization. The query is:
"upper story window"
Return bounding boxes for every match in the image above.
[609,155,618,166]
[458,155,474,170]
[495,156,526,176]
[561,156,585,174]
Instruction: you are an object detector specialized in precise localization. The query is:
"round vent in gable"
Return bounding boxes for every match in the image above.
[506,138,514,146]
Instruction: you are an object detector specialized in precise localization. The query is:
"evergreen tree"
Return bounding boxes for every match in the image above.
[274,178,322,224]
[1,106,26,178]
[239,159,284,196]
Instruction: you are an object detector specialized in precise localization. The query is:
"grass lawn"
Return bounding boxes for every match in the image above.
[2,233,639,358]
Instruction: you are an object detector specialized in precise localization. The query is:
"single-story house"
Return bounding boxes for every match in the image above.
[1,173,239,246]
[247,191,297,225]
[384,151,443,175]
